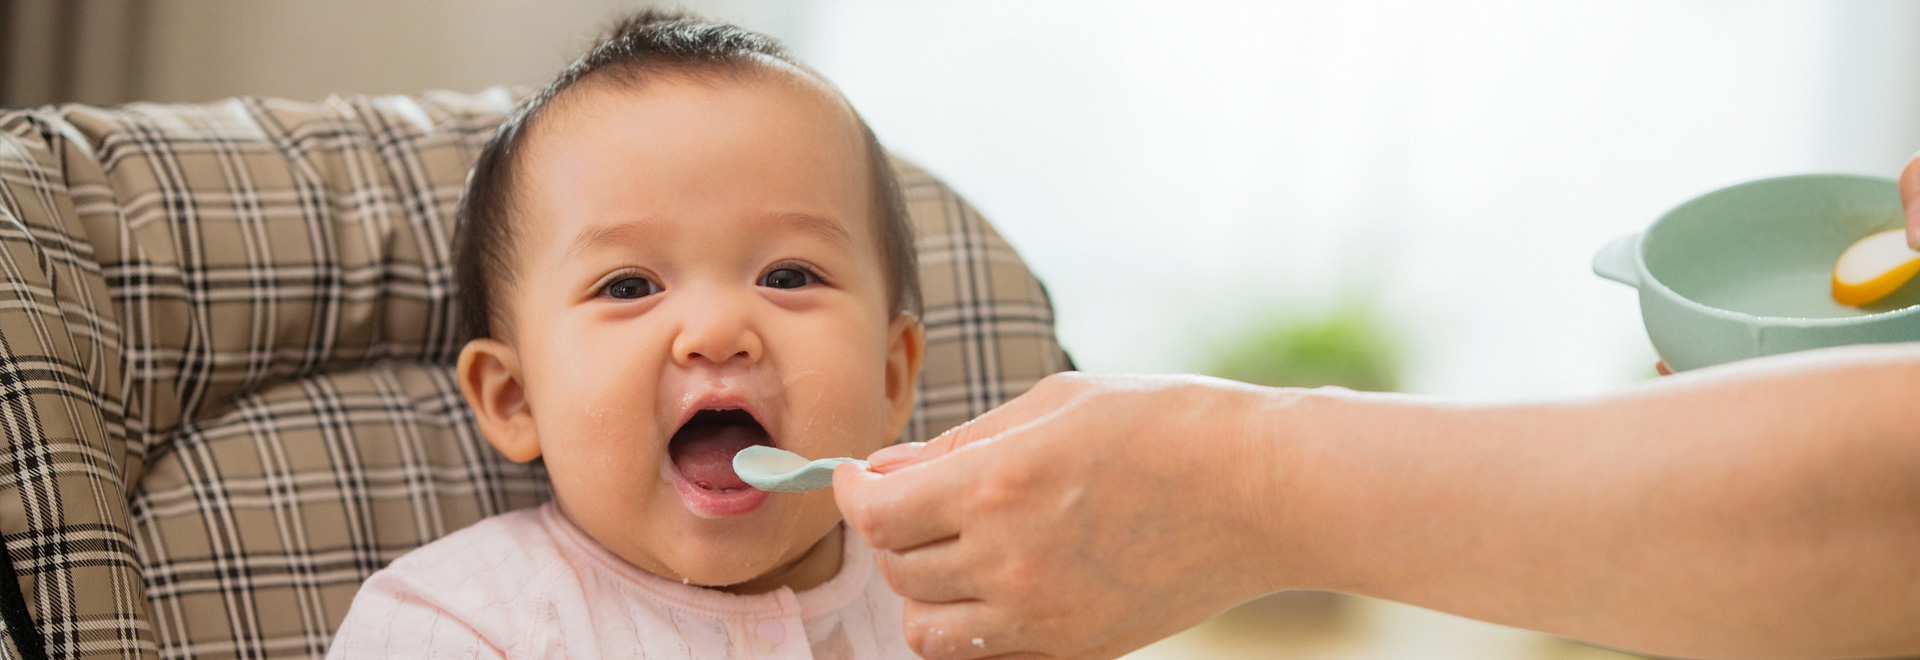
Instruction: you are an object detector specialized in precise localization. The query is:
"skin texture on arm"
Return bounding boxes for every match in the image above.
[1289,343,1920,659]
[835,346,1920,660]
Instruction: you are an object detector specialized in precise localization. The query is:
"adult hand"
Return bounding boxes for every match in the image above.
[832,373,1301,660]
[836,352,1920,660]
[1904,150,1920,249]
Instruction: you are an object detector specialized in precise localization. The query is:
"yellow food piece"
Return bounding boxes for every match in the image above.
[1833,228,1920,306]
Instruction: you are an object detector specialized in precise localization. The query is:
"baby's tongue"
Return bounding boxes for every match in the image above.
[669,424,763,490]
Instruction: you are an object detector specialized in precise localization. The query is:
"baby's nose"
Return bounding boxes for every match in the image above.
[670,304,763,366]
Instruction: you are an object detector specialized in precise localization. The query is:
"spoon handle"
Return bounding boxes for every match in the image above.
[742,457,867,493]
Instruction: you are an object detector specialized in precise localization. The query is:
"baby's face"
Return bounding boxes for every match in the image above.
[464,72,920,589]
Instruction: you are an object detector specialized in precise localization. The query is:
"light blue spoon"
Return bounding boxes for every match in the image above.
[732,446,868,492]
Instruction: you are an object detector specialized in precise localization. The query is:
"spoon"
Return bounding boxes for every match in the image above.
[1833,228,1920,307]
[732,445,868,492]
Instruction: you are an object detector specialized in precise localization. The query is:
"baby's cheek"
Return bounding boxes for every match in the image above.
[815,391,894,456]
[786,492,849,540]
[542,407,664,489]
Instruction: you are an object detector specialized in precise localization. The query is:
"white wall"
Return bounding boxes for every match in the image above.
[791,0,1920,398]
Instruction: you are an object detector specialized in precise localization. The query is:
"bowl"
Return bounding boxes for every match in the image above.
[1593,173,1920,371]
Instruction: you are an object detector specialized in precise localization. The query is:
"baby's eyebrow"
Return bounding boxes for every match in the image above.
[566,221,655,262]
[766,212,855,251]
[563,212,855,262]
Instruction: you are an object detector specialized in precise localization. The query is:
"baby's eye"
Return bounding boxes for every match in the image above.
[760,267,813,290]
[602,276,659,300]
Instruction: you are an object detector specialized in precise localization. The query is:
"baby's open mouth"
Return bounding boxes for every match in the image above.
[668,409,772,494]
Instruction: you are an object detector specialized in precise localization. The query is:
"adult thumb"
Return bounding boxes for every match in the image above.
[866,378,1065,473]
[865,442,928,472]
[866,417,996,474]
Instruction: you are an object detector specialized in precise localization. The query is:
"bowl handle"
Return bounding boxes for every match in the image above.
[1592,232,1642,287]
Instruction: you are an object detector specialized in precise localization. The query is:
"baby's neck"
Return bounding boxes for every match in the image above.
[720,525,844,595]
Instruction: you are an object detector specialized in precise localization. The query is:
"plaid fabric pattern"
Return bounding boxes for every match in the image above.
[0,88,1069,659]
[1,111,154,659]
[895,158,1071,441]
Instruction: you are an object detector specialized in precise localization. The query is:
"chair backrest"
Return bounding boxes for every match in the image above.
[0,89,1069,659]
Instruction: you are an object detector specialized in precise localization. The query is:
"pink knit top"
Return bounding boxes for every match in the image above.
[326,503,913,658]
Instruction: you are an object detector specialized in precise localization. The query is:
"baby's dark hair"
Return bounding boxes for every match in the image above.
[453,9,918,341]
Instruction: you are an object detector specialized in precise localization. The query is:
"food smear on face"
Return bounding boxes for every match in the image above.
[1833,228,1920,307]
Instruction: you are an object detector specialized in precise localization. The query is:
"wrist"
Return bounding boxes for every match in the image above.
[1199,380,1348,595]
[1234,386,1440,596]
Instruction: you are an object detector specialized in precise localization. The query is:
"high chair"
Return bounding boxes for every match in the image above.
[0,88,1069,659]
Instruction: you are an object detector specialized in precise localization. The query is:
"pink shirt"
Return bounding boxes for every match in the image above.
[326,503,913,659]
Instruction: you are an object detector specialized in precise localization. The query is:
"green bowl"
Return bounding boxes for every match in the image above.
[1593,174,1920,372]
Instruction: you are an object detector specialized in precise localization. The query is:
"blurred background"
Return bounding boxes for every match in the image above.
[8,0,1918,657]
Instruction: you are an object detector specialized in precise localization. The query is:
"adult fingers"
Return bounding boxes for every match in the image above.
[1902,151,1920,249]
[875,538,974,604]
[837,375,1083,548]
[868,373,1077,473]
[833,458,969,551]
[901,600,1048,660]
[867,441,929,471]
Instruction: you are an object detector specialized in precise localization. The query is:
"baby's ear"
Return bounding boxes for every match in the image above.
[457,338,542,463]
[883,313,927,441]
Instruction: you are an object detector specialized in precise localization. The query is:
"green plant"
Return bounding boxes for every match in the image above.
[1202,305,1404,392]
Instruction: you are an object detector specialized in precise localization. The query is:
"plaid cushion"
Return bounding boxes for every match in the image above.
[0,89,1069,659]
[134,362,546,658]
[1,111,153,659]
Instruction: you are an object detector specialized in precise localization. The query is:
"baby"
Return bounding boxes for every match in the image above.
[327,11,924,658]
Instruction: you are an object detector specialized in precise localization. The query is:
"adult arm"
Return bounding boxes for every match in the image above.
[1288,344,1920,659]
[835,345,1920,660]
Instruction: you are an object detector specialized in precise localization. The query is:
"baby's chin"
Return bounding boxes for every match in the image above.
[635,501,841,589]
[667,524,840,592]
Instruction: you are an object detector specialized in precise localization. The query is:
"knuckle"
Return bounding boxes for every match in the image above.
[845,502,903,550]
[1005,585,1066,628]
[1045,370,1087,386]
[970,467,1033,514]
[875,552,912,592]
[994,555,1040,592]
[1031,602,1072,636]
[969,482,1014,516]
[1035,371,1083,396]
[856,525,891,551]
[881,570,911,597]
[844,506,882,545]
